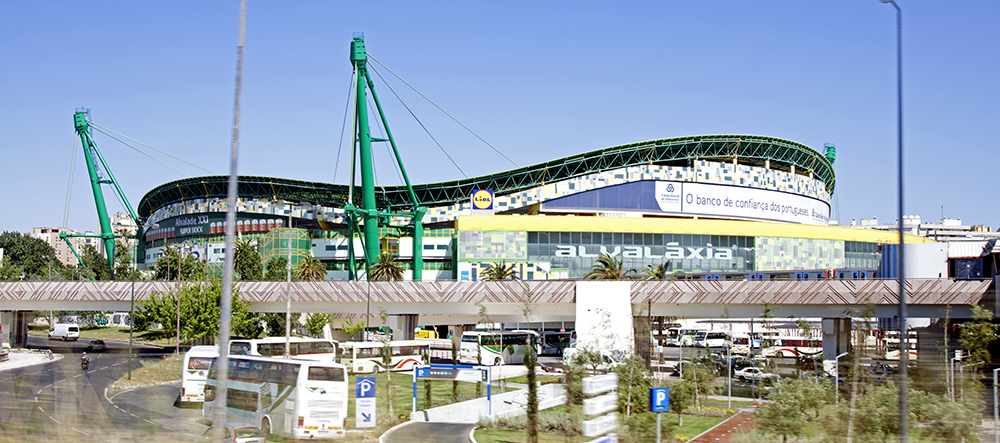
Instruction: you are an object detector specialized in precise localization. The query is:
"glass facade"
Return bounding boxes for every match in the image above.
[526,231,756,278]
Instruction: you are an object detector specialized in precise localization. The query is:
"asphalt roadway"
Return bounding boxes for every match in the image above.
[0,336,203,442]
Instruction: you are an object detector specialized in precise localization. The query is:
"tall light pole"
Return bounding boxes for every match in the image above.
[273,199,299,358]
[835,351,848,406]
[993,367,999,443]
[877,1,906,439]
[175,243,193,354]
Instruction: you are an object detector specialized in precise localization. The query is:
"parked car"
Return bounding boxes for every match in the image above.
[564,347,624,373]
[734,367,780,383]
[86,339,107,352]
[193,423,266,443]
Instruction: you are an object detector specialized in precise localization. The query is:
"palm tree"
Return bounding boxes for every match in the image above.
[294,255,327,281]
[482,261,518,281]
[368,253,404,281]
[583,253,636,280]
[640,261,672,280]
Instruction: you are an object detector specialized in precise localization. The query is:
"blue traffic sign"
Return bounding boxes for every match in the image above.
[650,387,669,413]
[356,377,376,398]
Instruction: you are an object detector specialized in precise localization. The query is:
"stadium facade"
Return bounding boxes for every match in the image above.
[138,134,931,280]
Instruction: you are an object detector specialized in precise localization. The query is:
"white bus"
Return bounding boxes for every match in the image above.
[541,331,575,356]
[663,328,704,347]
[180,345,219,403]
[692,331,732,349]
[760,336,822,358]
[203,355,348,440]
[459,330,541,366]
[339,340,429,373]
[229,337,339,363]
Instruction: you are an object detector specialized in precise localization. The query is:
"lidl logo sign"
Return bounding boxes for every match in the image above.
[471,190,494,211]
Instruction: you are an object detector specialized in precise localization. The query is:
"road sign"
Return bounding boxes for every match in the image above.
[583,391,618,416]
[582,373,618,396]
[586,434,618,443]
[583,412,619,438]
[650,387,669,413]
[356,377,376,428]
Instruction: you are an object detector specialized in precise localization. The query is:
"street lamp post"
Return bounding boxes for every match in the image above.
[993,367,999,443]
[273,199,302,358]
[835,351,849,406]
[877,1,906,439]
[175,243,193,354]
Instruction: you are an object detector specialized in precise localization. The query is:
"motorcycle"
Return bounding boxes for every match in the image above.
[81,357,90,370]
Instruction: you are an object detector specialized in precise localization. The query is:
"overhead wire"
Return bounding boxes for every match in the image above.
[368,63,466,178]
[333,74,356,184]
[369,53,519,168]
[63,134,79,228]
[87,126,196,178]
[88,121,220,175]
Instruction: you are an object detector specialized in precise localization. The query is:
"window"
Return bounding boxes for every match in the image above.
[308,366,346,382]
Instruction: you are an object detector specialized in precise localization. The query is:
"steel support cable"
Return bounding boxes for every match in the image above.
[88,126,194,177]
[333,74,357,184]
[64,134,79,227]
[369,54,519,168]
[368,64,466,178]
[88,122,220,175]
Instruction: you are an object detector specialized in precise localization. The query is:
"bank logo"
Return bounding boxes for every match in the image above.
[666,184,675,193]
[471,189,494,210]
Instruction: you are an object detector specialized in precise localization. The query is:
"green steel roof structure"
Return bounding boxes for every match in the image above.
[138,134,834,221]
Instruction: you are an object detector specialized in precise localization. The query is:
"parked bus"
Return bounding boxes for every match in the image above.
[731,333,751,355]
[203,355,348,440]
[180,345,219,403]
[692,331,732,349]
[760,336,822,358]
[229,337,339,363]
[459,330,541,365]
[541,331,575,356]
[664,328,704,347]
[339,340,428,373]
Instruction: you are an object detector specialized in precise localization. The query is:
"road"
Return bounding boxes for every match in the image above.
[0,335,202,442]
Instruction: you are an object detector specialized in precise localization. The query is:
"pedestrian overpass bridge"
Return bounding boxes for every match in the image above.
[3,279,993,360]
[1,278,992,320]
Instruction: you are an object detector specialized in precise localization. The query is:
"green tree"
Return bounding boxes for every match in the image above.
[615,354,652,418]
[0,256,23,281]
[667,379,695,426]
[583,253,636,280]
[451,339,460,402]
[0,231,57,278]
[113,239,140,280]
[260,312,302,337]
[482,261,518,280]
[525,345,539,443]
[294,255,327,281]
[234,238,263,280]
[959,304,997,369]
[640,261,671,280]
[368,253,404,281]
[342,318,366,341]
[304,313,331,337]
[264,256,287,281]
[756,394,805,443]
[80,244,112,280]
[141,279,260,343]
[153,246,205,281]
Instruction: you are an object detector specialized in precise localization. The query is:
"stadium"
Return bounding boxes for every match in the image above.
[137,134,931,280]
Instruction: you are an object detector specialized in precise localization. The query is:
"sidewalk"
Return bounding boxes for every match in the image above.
[0,348,64,371]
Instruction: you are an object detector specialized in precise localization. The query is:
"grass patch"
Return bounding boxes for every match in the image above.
[504,375,563,385]
[346,371,521,427]
[30,324,178,347]
[474,429,575,443]
[111,353,184,390]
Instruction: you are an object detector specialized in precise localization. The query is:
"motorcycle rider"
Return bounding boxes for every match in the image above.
[81,352,90,368]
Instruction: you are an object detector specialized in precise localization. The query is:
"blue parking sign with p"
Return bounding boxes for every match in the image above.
[650,387,669,412]
[357,377,376,398]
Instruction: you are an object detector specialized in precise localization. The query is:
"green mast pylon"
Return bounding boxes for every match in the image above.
[346,35,425,280]
[64,109,144,279]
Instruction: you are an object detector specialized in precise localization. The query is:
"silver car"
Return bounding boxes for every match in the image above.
[194,423,266,443]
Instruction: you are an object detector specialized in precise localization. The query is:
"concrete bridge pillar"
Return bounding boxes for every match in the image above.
[397,314,419,340]
[822,318,851,362]
[1,311,32,348]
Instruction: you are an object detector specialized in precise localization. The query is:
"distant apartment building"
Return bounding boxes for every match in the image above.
[32,227,101,266]
[33,213,139,267]
[851,215,1000,241]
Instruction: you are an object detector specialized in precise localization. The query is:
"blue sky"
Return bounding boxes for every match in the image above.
[1,1,997,235]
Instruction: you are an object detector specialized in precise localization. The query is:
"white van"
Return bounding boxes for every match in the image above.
[48,323,80,341]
